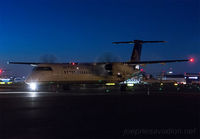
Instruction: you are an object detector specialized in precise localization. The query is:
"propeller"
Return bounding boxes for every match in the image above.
[39,54,58,63]
[95,52,120,63]
[94,52,121,77]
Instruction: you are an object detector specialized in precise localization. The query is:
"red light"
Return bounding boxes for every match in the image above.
[140,68,144,72]
[189,58,194,62]
[72,62,75,66]
[0,69,2,74]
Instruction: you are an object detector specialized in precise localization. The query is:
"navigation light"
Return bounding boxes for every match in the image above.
[189,58,194,62]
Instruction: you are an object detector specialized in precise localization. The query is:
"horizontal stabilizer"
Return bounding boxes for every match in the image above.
[112,40,166,44]
[112,40,167,62]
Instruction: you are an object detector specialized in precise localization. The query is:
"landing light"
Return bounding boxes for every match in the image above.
[29,82,37,91]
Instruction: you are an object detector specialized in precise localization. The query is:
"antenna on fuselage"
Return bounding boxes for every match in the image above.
[112,40,167,62]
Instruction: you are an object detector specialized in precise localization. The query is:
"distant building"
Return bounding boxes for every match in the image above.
[184,73,200,84]
[159,74,186,84]
[156,73,200,85]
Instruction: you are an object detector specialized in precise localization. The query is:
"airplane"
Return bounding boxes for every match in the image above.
[8,40,193,91]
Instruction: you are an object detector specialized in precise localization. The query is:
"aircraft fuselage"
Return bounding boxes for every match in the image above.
[25,63,137,85]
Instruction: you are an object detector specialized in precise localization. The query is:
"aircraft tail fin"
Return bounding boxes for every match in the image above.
[113,40,166,62]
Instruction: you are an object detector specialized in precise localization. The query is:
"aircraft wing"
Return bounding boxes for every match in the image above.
[92,59,191,65]
[7,61,77,66]
[8,62,42,65]
[8,59,192,65]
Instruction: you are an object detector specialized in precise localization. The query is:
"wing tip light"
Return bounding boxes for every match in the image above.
[189,58,194,63]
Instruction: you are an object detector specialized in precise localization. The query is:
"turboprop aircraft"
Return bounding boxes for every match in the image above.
[8,40,193,91]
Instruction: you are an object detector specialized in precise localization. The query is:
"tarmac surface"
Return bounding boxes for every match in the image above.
[0,89,199,139]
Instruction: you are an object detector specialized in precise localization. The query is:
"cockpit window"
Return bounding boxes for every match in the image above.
[33,67,53,71]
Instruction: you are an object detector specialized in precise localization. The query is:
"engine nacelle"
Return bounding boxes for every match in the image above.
[104,64,112,70]
[104,64,113,75]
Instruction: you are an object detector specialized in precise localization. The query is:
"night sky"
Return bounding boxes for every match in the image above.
[0,0,199,76]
